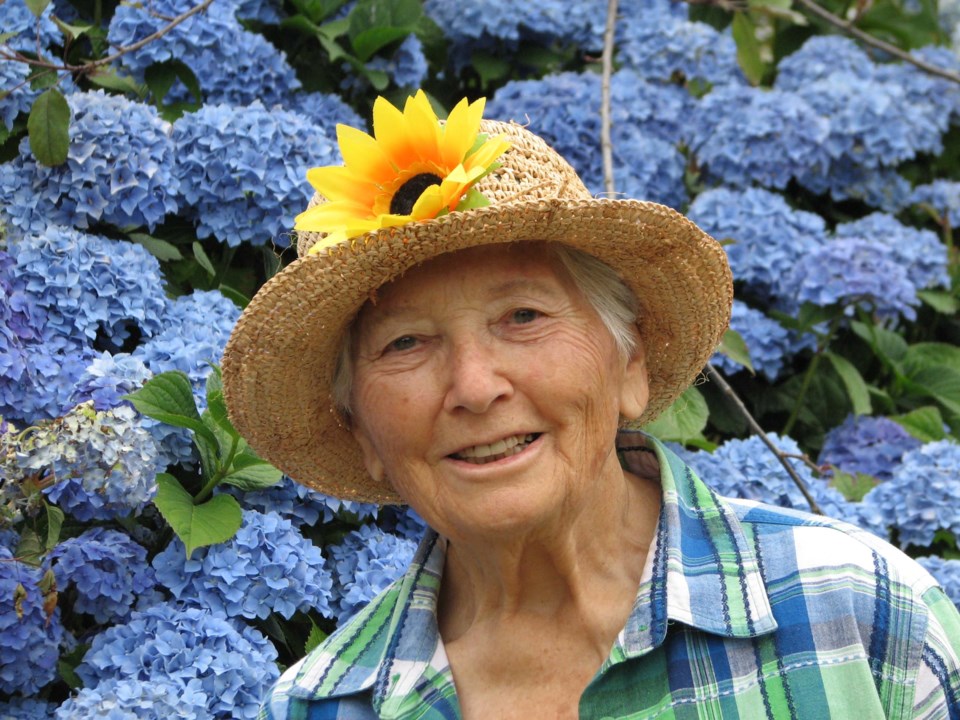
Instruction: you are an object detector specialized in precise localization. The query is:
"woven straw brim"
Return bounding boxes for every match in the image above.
[222,197,732,504]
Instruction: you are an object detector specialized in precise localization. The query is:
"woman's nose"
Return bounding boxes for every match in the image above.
[442,335,513,414]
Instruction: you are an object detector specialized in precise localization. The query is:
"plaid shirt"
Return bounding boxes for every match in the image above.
[261,432,960,719]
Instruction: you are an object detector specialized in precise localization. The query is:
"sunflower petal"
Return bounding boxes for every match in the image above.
[372,96,420,171]
[404,91,443,163]
[463,134,511,171]
[337,124,395,184]
[440,97,485,168]
[307,166,377,205]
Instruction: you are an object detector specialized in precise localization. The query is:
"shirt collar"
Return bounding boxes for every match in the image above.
[288,431,777,707]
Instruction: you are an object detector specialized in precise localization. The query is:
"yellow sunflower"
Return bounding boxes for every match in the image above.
[295,90,511,255]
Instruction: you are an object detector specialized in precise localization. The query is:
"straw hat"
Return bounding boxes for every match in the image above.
[222,99,733,504]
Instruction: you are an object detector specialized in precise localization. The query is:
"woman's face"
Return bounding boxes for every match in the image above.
[349,243,649,540]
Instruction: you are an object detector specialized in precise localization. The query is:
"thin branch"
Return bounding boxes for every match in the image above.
[794,0,960,84]
[705,363,823,514]
[1,0,214,74]
[600,0,618,196]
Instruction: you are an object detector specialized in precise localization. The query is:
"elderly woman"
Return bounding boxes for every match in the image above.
[223,93,960,720]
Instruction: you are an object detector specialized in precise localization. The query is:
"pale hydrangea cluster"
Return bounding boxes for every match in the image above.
[916,556,960,607]
[76,602,278,719]
[328,523,417,623]
[152,510,333,620]
[0,547,67,695]
[108,0,300,107]
[0,402,160,522]
[70,352,154,411]
[0,92,178,234]
[861,440,960,548]
[172,102,341,245]
[818,415,922,482]
[911,180,960,225]
[54,677,213,720]
[49,528,157,623]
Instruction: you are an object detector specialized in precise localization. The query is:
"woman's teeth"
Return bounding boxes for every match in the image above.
[454,434,537,464]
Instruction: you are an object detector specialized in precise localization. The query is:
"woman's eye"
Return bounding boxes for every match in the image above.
[511,308,541,324]
[386,335,418,353]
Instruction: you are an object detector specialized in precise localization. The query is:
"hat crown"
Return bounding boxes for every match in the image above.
[296,120,591,258]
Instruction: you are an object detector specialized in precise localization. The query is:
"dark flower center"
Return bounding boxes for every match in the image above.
[390,173,443,215]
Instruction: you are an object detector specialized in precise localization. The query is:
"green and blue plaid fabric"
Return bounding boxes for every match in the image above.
[261,432,960,719]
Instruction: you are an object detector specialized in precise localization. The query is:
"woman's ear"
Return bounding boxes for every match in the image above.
[619,337,649,421]
[351,423,386,484]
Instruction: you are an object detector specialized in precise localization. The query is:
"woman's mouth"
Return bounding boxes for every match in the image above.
[450,433,540,464]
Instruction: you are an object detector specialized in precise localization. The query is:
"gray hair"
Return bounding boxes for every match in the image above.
[330,243,640,419]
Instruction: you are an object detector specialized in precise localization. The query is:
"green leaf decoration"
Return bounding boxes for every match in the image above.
[717,329,754,374]
[731,12,764,85]
[128,233,184,261]
[28,88,70,167]
[348,0,421,61]
[123,371,219,448]
[24,0,51,17]
[643,386,710,445]
[193,241,217,278]
[892,406,948,443]
[304,618,328,655]
[825,352,872,416]
[154,473,243,559]
[454,188,491,212]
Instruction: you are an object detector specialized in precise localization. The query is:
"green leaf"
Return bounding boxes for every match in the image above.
[470,52,511,86]
[194,430,220,483]
[128,232,183,261]
[907,367,960,416]
[153,473,243,558]
[145,60,202,120]
[123,371,219,447]
[716,329,754,374]
[24,0,51,17]
[87,67,146,96]
[28,88,70,166]
[453,188,491,212]
[15,529,43,566]
[829,469,879,503]
[850,320,908,365]
[903,343,960,375]
[51,16,94,41]
[643,386,710,444]
[222,460,283,491]
[917,290,960,315]
[281,14,322,33]
[206,365,224,407]
[825,352,872,416]
[44,502,64,549]
[304,618,328,655]
[218,284,249,310]
[193,241,216,278]
[892,406,948,443]
[731,12,764,85]
[57,642,89,690]
[348,0,421,61]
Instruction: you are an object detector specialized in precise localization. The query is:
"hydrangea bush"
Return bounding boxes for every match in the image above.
[1,0,959,715]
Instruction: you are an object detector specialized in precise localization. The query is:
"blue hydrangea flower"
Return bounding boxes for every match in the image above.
[70,352,153,411]
[5,225,169,350]
[818,414,923,482]
[911,179,960,226]
[874,46,960,126]
[916,556,960,608]
[0,0,62,51]
[781,237,919,320]
[48,528,156,624]
[689,85,830,190]
[2,402,163,522]
[54,677,213,720]
[152,510,333,620]
[0,529,18,552]
[424,0,606,70]
[354,34,428,91]
[617,3,744,86]
[377,505,429,544]
[282,92,365,140]
[0,58,78,132]
[834,213,948,292]
[0,92,178,233]
[710,300,809,381]
[775,36,875,89]
[328,523,417,623]
[108,0,300,107]
[685,434,882,534]
[0,547,66,695]
[172,102,340,246]
[799,165,912,213]
[224,475,376,528]
[76,602,278,720]
[487,71,689,206]
[686,187,828,301]
[226,0,284,23]
[862,440,960,548]
[0,697,59,719]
